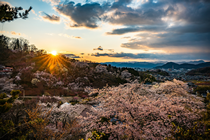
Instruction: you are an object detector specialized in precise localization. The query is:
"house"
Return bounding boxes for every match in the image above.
[3,67,13,72]
[0,65,13,77]
[0,65,5,70]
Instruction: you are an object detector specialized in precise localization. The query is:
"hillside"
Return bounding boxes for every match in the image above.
[186,67,210,76]
[1,36,210,140]
[155,62,210,69]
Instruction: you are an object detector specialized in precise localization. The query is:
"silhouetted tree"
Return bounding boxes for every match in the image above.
[10,38,29,51]
[0,35,10,64]
[0,4,32,23]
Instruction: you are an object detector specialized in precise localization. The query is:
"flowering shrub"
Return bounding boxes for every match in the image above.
[33,71,58,88]
[0,77,19,93]
[79,79,206,139]
[24,105,81,140]
[18,66,34,85]
[31,78,40,86]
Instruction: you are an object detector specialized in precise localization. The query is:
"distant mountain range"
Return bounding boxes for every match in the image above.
[176,60,205,65]
[102,60,209,69]
[101,62,165,69]
[155,62,210,69]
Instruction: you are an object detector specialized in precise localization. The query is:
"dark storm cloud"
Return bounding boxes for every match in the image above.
[41,12,60,22]
[54,0,210,29]
[91,52,210,60]
[167,1,210,26]
[105,0,210,32]
[111,0,133,9]
[106,8,165,26]
[64,54,80,58]
[107,23,210,35]
[168,24,210,34]
[121,33,210,50]
[93,46,103,51]
[106,26,165,35]
[55,1,110,28]
[91,53,109,57]
[53,0,210,59]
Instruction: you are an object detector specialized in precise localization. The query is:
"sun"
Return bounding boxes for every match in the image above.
[51,50,57,56]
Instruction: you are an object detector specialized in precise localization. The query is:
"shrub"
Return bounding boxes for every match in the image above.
[11,90,21,99]
[0,93,7,99]
[44,91,51,96]
[0,102,12,113]
[90,130,108,140]
[7,97,14,103]
[0,99,7,105]
[24,105,80,139]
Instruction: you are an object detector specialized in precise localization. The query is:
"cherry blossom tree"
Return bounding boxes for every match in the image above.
[79,79,206,139]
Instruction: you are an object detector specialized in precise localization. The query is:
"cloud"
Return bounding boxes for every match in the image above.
[55,1,110,28]
[42,0,209,57]
[91,53,109,57]
[106,23,210,35]
[108,49,114,52]
[0,31,6,34]
[91,52,210,60]
[93,46,103,51]
[42,0,60,5]
[64,54,80,58]
[59,33,71,38]
[11,31,21,36]
[121,32,210,51]
[121,36,131,39]
[106,26,165,35]
[0,31,23,36]
[41,12,60,23]
[58,33,82,39]
[72,36,81,39]
[31,9,37,16]
[51,0,209,31]
[104,0,210,54]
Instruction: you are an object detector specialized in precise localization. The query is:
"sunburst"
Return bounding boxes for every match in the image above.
[51,50,57,56]
[33,52,70,75]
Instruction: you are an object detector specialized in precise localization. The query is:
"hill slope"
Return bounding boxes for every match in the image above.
[155,62,210,69]
[186,67,210,76]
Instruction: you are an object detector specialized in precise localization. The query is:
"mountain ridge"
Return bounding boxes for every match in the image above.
[101,60,208,69]
[155,62,210,69]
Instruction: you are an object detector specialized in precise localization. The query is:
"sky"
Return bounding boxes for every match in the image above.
[1,0,210,62]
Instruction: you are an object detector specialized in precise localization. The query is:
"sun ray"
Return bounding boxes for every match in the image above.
[33,53,72,76]
[51,50,57,56]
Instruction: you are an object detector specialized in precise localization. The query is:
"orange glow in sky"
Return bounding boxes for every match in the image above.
[51,51,57,56]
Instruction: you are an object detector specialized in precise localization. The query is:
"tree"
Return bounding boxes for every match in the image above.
[0,4,32,23]
[0,35,11,64]
[80,79,206,139]
[10,37,29,51]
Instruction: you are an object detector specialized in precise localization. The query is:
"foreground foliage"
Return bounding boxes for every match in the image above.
[79,79,208,139]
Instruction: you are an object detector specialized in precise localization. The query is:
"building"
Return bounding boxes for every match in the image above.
[0,65,13,77]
